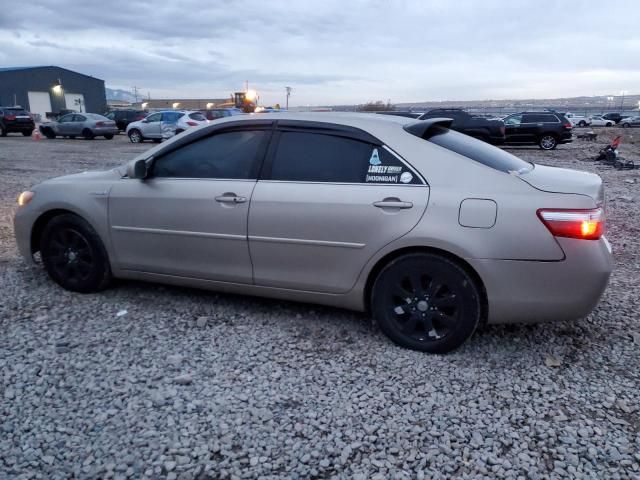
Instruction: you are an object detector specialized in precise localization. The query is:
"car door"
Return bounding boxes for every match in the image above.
[108,124,272,282]
[518,114,542,142]
[503,114,526,142]
[70,114,87,135]
[55,114,74,135]
[140,112,162,138]
[248,123,429,294]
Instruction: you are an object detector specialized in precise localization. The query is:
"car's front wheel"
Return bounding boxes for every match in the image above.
[539,134,557,150]
[622,123,630,128]
[40,214,111,293]
[371,253,482,353]
[42,128,56,139]
[0,125,6,137]
[606,122,613,127]
[128,129,143,143]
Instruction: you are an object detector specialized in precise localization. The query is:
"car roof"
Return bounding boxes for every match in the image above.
[132,112,414,162]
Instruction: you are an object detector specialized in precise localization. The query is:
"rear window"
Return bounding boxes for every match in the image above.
[3,108,29,116]
[427,128,532,174]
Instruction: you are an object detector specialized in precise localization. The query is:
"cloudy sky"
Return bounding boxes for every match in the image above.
[2,0,639,106]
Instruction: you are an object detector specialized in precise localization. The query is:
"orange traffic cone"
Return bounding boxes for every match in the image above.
[32,128,42,141]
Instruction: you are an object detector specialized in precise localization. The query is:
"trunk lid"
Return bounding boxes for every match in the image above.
[519,164,604,204]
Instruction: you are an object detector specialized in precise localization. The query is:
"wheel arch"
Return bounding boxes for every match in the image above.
[30,208,103,255]
[363,245,488,323]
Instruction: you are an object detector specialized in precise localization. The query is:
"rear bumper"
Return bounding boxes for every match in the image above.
[5,123,35,132]
[93,127,119,135]
[469,237,612,324]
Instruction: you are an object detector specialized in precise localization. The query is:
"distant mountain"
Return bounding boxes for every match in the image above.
[105,87,138,103]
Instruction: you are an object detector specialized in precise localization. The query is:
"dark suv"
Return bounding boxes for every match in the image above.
[105,110,147,132]
[417,109,505,144]
[503,112,572,150]
[0,107,35,137]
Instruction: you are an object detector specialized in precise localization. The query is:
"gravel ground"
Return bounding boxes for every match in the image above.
[1,130,639,479]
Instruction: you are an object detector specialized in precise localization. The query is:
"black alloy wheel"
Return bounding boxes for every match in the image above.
[371,253,481,353]
[40,214,111,292]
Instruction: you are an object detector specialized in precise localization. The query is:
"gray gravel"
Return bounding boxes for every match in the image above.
[1,131,639,479]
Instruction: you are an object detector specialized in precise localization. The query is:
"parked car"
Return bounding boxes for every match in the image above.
[620,116,640,128]
[602,113,625,124]
[0,106,35,137]
[589,115,615,127]
[503,112,573,150]
[13,113,612,353]
[126,111,208,143]
[105,110,147,132]
[417,108,505,144]
[39,113,118,140]
[201,108,244,121]
[564,112,592,127]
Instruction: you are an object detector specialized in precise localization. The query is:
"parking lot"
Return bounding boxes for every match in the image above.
[1,131,639,479]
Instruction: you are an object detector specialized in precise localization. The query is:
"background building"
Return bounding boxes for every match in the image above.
[0,66,107,120]
[131,98,231,111]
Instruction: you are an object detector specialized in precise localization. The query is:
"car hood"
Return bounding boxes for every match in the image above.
[40,168,122,186]
[519,164,603,202]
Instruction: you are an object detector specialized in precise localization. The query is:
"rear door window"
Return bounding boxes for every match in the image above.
[269,131,424,184]
[189,112,206,121]
[145,113,162,122]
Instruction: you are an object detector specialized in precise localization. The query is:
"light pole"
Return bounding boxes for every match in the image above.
[285,86,292,110]
[620,90,628,110]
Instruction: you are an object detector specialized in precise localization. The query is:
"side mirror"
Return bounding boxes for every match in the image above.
[127,159,149,179]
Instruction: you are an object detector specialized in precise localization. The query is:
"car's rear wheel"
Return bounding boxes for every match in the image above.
[371,253,482,353]
[82,129,94,140]
[539,134,557,150]
[578,120,587,127]
[22,130,33,137]
[622,123,630,128]
[128,129,143,143]
[104,134,114,140]
[40,214,111,293]
[0,125,7,136]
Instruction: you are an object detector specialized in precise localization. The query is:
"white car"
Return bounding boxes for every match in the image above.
[126,111,208,143]
[564,112,592,127]
[589,115,615,127]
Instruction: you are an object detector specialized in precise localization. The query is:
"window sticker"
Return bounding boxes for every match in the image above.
[369,148,382,165]
[400,171,413,183]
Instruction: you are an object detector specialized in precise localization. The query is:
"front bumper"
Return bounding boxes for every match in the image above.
[468,237,612,324]
[14,205,37,263]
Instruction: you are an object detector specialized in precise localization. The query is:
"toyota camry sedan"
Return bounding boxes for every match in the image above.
[14,113,612,353]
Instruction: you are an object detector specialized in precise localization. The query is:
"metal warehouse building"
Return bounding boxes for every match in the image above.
[0,66,107,121]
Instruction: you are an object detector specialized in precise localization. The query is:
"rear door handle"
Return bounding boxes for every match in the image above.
[215,194,247,204]
[373,200,413,209]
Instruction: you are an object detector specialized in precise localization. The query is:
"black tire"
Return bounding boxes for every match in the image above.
[128,129,143,143]
[606,122,613,127]
[175,129,185,135]
[104,134,114,140]
[0,125,7,136]
[22,130,33,137]
[578,121,586,127]
[42,128,56,139]
[539,134,557,150]
[371,253,482,353]
[82,129,95,140]
[40,214,111,293]
[622,123,630,128]
[152,138,162,143]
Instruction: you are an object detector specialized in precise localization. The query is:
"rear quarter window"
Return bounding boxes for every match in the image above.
[427,128,532,174]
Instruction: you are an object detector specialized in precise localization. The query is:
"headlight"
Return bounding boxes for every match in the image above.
[17,191,35,207]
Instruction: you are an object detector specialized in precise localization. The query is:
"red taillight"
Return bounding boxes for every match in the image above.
[186,121,198,126]
[5,114,16,121]
[563,122,572,129]
[537,208,604,240]
[95,121,105,127]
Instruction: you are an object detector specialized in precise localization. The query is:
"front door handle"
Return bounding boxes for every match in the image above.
[215,194,247,204]
[373,199,413,209]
